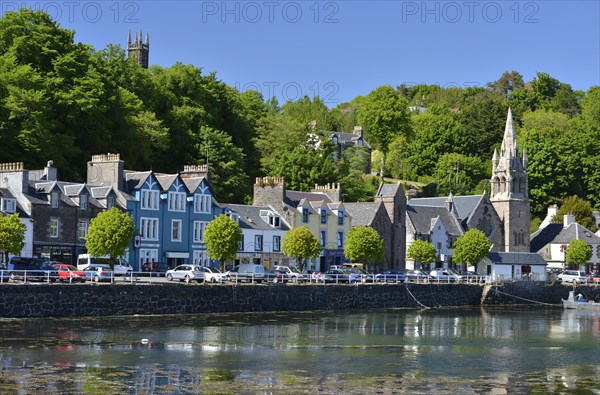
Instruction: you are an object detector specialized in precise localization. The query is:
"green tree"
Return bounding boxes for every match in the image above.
[85,208,135,264]
[204,215,243,271]
[271,143,339,191]
[433,153,485,196]
[565,239,591,269]
[406,240,437,269]
[0,213,26,263]
[357,85,411,175]
[344,226,384,263]
[487,71,525,96]
[453,229,491,268]
[551,196,597,232]
[281,226,322,271]
[458,93,507,159]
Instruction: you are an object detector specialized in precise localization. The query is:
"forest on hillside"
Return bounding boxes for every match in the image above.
[1,9,599,226]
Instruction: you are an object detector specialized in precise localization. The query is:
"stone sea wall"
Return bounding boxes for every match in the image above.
[0,282,597,318]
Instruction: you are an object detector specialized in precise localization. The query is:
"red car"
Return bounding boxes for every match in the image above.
[52,263,87,283]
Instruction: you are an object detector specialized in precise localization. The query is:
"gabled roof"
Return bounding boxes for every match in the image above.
[408,195,483,222]
[182,176,209,193]
[329,131,372,149]
[376,183,401,198]
[487,251,547,266]
[344,202,381,226]
[221,204,290,231]
[530,224,563,252]
[284,190,331,208]
[124,170,153,190]
[89,186,114,199]
[63,184,86,196]
[154,173,180,192]
[406,205,463,237]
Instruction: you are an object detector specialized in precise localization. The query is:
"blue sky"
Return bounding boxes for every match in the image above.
[3,1,599,106]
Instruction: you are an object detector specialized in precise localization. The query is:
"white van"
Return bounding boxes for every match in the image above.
[77,254,133,275]
[227,264,265,283]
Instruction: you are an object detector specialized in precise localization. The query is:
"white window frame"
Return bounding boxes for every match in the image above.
[1,198,16,213]
[171,219,182,242]
[254,235,263,251]
[194,194,212,213]
[78,220,88,239]
[50,218,59,238]
[168,192,186,212]
[140,217,159,240]
[140,249,159,267]
[273,235,281,252]
[337,231,344,248]
[141,189,159,210]
[193,250,209,266]
[51,192,59,208]
[269,215,280,228]
[193,221,208,243]
[80,194,88,211]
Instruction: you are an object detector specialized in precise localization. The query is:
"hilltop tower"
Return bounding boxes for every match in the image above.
[127,30,149,69]
[490,108,530,252]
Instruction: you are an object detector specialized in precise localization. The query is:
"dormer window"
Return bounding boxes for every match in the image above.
[302,208,310,223]
[80,194,88,211]
[332,136,338,145]
[195,194,212,213]
[168,191,186,212]
[107,196,115,209]
[269,215,280,228]
[1,198,16,214]
[338,210,344,225]
[320,209,327,224]
[226,212,240,223]
[51,192,59,208]
[141,189,159,210]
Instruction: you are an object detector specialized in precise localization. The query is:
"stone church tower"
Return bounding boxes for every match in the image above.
[490,108,530,252]
[127,30,149,69]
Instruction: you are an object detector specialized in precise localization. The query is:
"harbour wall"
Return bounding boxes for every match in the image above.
[0,282,597,318]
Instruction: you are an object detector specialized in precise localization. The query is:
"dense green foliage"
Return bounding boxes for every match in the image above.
[204,215,243,271]
[281,226,322,271]
[551,196,597,232]
[406,240,437,268]
[85,208,135,263]
[453,229,491,266]
[344,226,384,263]
[0,213,26,263]
[565,239,592,269]
[1,10,599,216]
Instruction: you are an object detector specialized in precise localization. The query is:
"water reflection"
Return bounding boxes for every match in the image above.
[0,307,599,394]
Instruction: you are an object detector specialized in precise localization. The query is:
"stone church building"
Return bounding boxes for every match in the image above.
[406,108,531,269]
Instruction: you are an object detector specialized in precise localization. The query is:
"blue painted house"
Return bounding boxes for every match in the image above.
[86,155,216,270]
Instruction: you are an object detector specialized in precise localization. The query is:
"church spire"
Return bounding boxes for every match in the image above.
[500,107,517,158]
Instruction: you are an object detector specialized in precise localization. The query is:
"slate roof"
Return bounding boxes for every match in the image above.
[406,205,463,236]
[329,131,372,149]
[63,184,86,196]
[182,176,207,193]
[154,173,180,191]
[0,188,15,198]
[530,223,600,253]
[344,202,380,226]
[376,183,401,198]
[487,252,547,266]
[221,204,290,231]
[124,170,152,190]
[530,224,563,252]
[408,195,483,221]
[89,186,113,199]
[284,190,332,208]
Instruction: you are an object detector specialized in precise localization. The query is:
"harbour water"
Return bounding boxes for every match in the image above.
[0,307,598,394]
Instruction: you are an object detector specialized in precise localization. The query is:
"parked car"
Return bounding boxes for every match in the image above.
[199,266,226,283]
[141,262,169,274]
[51,263,87,283]
[264,269,289,283]
[82,264,114,282]
[557,270,588,284]
[318,269,350,283]
[430,269,463,283]
[461,271,484,283]
[375,270,406,283]
[166,265,205,283]
[274,265,310,282]
[404,269,431,282]
[346,268,370,283]
[77,254,133,276]
[7,256,58,282]
[226,264,265,283]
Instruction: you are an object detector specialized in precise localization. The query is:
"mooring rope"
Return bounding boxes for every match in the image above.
[405,285,431,309]
[491,287,562,307]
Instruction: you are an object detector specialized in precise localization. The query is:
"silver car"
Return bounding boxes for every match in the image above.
[82,264,114,282]
[166,265,206,283]
[430,269,463,283]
